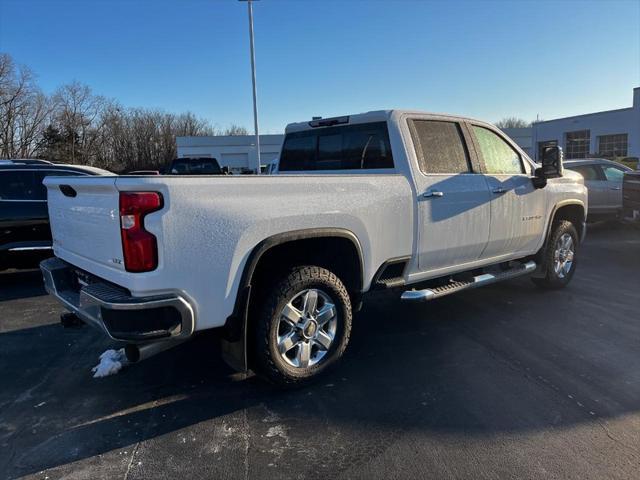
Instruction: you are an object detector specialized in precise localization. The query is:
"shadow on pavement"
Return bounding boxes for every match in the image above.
[0,269,47,302]
[1,225,639,478]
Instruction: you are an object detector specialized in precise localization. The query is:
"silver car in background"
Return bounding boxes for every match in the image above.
[564,158,633,221]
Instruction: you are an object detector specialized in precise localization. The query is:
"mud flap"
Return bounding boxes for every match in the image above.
[220,285,251,373]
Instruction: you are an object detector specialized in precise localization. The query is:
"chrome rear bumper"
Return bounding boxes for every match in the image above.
[40,257,194,342]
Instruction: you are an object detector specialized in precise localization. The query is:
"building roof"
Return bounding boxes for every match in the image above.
[176,134,284,147]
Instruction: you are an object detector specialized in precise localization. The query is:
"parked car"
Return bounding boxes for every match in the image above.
[1,158,55,166]
[168,157,222,175]
[564,159,632,221]
[0,163,110,270]
[40,110,586,385]
[622,170,640,221]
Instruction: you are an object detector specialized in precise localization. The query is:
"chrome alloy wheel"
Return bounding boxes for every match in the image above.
[276,288,338,368]
[553,232,575,279]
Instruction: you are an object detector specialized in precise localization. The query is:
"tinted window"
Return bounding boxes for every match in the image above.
[170,158,221,174]
[33,170,84,200]
[279,122,394,171]
[409,120,470,174]
[279,135,315,170]
[472,126,523,174]
[568,165,601,181]
[317,134,343,170]
[0,171,38,200]
[602,165,626,182]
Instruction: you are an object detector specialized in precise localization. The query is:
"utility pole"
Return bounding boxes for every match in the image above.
[239,0,261,174]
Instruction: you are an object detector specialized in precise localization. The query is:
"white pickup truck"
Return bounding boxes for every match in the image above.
[40,110,587,385]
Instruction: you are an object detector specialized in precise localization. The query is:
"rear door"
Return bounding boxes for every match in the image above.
[0,169,50,248]
[469,124,546,258]
[407,118,492,271]
[568,164,609,215]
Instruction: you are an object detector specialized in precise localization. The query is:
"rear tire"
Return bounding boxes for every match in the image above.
[532,220,578,289]
[252,265,352,386]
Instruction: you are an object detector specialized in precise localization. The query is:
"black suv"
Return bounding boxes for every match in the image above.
[168,157,223,174]
[0,160,109,270]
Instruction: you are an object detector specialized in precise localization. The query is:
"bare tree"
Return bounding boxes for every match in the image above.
[495,117,531,129]
[1,53,247,171]
[0,53,53,158]
[224,124,249,136]
[52,81,107,164]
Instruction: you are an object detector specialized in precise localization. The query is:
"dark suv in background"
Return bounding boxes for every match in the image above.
[0,160,110,270]
[168,157,223,174]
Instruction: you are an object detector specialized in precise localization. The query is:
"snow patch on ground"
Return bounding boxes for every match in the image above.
[266,425,287,438]
[92,349,128,378]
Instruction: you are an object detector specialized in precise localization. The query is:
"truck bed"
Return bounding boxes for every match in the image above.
[44,174,414,331]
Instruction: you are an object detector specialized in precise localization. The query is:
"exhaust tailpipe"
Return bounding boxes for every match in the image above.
[124,339,187,363]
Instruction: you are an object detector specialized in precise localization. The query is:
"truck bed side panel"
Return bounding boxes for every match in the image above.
[46,174,413,331]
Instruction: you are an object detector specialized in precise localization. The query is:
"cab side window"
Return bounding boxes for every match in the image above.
[0,171,38,200]
[409,120,471,174]
[33,170,84,200]
[601,165,626,182]
[472,126,523,175]
[570,165,601,181]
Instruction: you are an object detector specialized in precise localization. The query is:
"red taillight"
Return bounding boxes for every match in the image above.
[119,192,162,272]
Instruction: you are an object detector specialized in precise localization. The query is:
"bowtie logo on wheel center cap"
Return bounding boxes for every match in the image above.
[301,319,318,339]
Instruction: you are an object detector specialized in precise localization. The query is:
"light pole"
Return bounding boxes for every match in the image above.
[239,0,261,174]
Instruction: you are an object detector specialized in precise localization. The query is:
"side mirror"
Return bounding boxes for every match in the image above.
[541,145,563,178]
[533,145,563,189]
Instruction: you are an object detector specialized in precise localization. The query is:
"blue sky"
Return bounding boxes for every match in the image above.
[1,0,639,132]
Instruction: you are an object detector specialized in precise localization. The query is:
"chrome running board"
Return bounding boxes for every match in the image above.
[401,261,536,302]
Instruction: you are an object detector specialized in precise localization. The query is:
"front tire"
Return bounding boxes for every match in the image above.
[253,265,352,386]
[532,220,579,289]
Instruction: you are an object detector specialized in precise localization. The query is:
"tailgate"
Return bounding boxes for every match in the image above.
[44,176,125,272]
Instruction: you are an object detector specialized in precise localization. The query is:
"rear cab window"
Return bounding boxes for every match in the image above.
[279,122,394,171]
[408,119,472,174]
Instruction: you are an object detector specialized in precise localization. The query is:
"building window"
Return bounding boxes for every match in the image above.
[598,134,628,158]
[565,130,590,159]
[537,140,558,160]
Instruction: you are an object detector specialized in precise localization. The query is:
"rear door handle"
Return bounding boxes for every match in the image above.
[423,190,444,198]
[610,186,621,190]
[492,187,506,194]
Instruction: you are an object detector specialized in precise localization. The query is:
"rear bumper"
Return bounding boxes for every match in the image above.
[40,257,194,342]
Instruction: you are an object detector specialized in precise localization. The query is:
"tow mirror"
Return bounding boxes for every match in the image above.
[541,145,563,178]
[533,145,563,189]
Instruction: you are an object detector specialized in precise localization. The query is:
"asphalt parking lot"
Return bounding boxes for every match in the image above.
[1,223,639,480]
